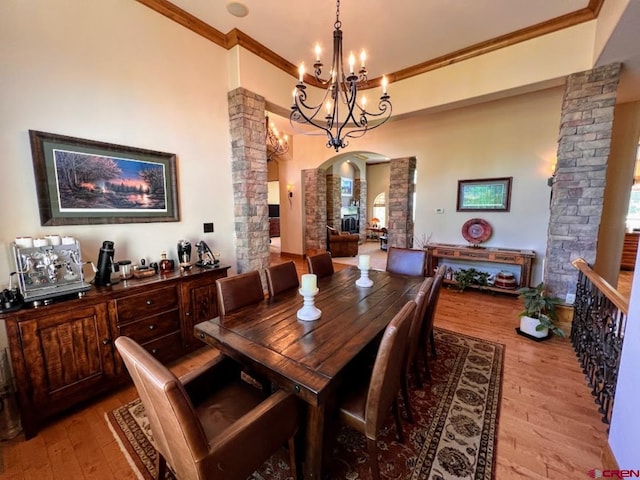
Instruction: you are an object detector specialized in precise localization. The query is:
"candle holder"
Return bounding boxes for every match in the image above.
[356,267,374,288]
[297,288,321,321]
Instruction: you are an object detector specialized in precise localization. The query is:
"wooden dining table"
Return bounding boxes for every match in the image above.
[194,266,423,479]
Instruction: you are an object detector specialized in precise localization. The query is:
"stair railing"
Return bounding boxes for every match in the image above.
[571,258,629,426]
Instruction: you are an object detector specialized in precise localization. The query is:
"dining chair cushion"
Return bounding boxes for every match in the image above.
[265,261,299,297]
[216,270,265,316]
[306,252,335,278]
[385,247,427,277]
[115,336,300,480]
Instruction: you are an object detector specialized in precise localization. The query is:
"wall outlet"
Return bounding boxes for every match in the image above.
[203,222,214,233]
[435,208,444,214]
[565,292,576,304]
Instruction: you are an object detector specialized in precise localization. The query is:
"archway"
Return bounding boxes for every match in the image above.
[303,153,416,255]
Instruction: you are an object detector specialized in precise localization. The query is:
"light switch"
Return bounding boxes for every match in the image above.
[435,208,444,214]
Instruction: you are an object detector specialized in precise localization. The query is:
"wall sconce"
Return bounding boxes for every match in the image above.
[547,159,557,187]
[286,184,293,205]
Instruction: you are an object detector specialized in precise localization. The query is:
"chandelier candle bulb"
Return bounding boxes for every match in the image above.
[358,255,371,270]
[382,75,388,95]
[298,63,305,82]
[360,49,366,68]
[315,43,321,61]
[301,273,318,293]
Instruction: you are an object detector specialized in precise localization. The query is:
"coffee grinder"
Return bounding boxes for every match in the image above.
[177,240,192,270]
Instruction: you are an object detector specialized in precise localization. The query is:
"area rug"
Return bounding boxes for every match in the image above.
[106,328,503,480]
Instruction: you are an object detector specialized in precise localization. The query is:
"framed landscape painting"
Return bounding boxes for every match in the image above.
[29,130,179,225]
[457,177,512,212]
[341,177,353,196]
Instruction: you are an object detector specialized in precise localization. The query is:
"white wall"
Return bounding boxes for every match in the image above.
[609,249,640,468]
[282,87,563,282]
[0,1,236,346]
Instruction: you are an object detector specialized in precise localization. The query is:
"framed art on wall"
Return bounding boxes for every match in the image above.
[457,177,512,212]
[29,130,179,226]
[341,177,354,196]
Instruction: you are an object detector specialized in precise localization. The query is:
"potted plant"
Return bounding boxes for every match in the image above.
[453,267,490,292]
[517,282,566,338]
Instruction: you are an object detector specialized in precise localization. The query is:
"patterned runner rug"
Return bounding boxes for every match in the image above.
[106,328,503,480]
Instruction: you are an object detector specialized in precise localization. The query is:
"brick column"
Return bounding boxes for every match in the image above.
[388,157,416,248]
[304,168,327,254]
[228,87,269,273]
[544,63,621,298]
[325,173,341,229]
[356,178,367,242]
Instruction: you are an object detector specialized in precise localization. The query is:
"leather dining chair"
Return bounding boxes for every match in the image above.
[265,261,299,297]
[306,252,335,278]
[216,270,265,316]
[401,276,434,421]
[421,265,447,378]
[335,300,416,480]
[114,336,301,480]
[385,247,427,277]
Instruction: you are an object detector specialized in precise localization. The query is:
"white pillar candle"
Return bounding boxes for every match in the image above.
[61,236,76,245]
[301,274,317,292]
[358,255,371,270]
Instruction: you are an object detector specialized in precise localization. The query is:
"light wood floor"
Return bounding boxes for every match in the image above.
[0,253,610,479]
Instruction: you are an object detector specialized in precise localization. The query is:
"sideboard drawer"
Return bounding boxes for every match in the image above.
[117,310,180,345]
[115,285,179,323]
[142,331,183,364]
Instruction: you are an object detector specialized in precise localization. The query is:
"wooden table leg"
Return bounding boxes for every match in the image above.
[303,403,325,479]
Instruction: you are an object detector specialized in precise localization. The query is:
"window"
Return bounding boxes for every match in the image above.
[373,192,386,227]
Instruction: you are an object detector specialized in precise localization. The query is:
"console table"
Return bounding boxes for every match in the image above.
[425,243,535,294]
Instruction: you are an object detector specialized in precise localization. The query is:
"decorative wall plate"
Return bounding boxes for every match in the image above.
[461,218,492,244]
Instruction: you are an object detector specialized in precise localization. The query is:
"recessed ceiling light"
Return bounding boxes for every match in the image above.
[226,2,249,18]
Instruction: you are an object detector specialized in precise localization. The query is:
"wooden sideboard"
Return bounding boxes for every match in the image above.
[0,265,229,438]
[425,243,535,294]
[621,232,639,270]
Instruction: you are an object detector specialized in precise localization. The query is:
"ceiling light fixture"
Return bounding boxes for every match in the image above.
[266,115,289,160]
[290,0,392,152]
[226,2,249,18]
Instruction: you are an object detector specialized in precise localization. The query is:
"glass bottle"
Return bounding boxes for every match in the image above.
[159,251,174,272]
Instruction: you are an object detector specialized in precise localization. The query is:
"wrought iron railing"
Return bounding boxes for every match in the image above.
[571,258,629,425]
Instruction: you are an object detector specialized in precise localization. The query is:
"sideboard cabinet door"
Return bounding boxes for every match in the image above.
[13,303,115,438]
[181,269,228,351]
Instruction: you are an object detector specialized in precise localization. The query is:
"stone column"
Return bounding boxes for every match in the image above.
[304,168,327,254]
[356,178,367,242]
[388,157,417,248]
[325,173,341,229]
[228,87,269,273]
[544,63,621,298]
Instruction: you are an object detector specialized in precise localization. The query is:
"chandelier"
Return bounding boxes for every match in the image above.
[290,0,392,152]
[265,115,289,160]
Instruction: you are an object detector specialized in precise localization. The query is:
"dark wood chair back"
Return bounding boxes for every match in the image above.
[385,246,427,277]
[265,261,299,297]
[216,270,264,316]
[306,252,334,278]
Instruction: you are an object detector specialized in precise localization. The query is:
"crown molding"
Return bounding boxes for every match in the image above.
[137,0,605,90]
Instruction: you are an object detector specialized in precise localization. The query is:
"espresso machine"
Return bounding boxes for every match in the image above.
[195,241,219,268]
[12,239,91,305]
